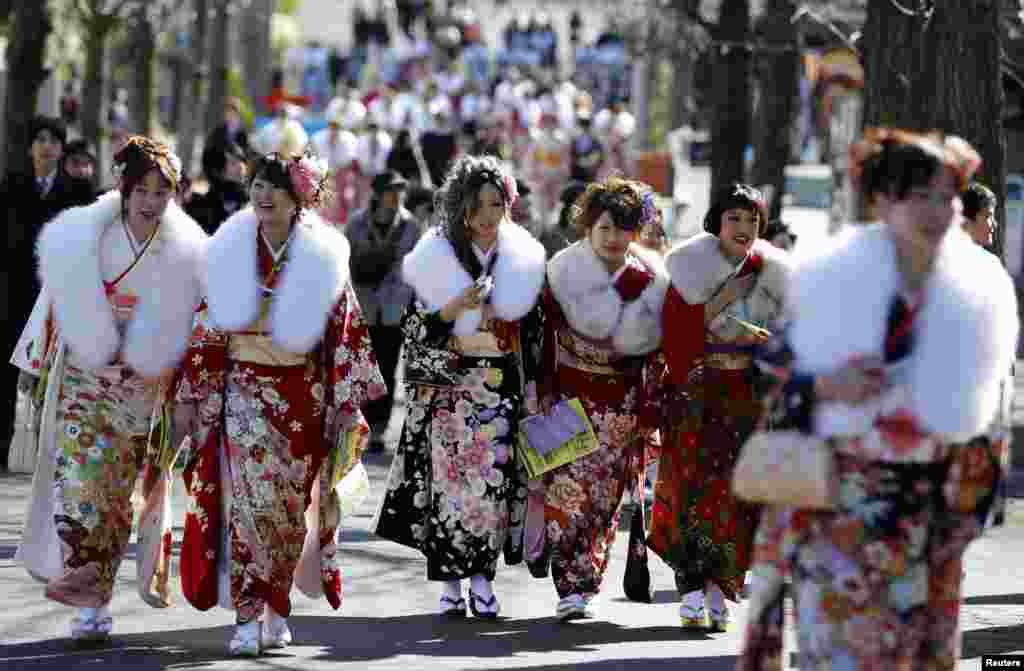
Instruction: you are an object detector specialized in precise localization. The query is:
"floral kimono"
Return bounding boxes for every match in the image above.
[12,191,205,609]
[374,222,547,581]
[646,233,790,601]
[535,239,669,598]
[737,225,1018,671]
[176,208,384,622]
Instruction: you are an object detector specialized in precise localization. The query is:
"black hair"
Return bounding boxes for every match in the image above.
[248,154,303,226]
[860,140,946,201]
[63,139,95,161]
[202,142,246,180]
[29,115,68,147]
[703,183,767,236]
[962,181,997,220]
[406,185,434,213]
[558,180,587,229]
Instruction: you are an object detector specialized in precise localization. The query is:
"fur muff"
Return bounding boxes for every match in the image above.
[402,221,546,336]
[204,207,351,354]
[665,232,791,329]
[788,223,1018,439]
[36,191,206,377]
[547,239,670,355]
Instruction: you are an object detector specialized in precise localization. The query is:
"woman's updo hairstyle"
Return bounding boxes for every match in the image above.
[850,128,981,201]
[436,154,518,279]
[572,177,648,239]
[111,135,183,222]
[702,182,768,237]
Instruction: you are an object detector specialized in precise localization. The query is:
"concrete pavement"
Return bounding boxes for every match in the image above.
[1,443,1023,669]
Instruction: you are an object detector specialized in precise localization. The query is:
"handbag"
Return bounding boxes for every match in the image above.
[622,499,654,603]
[516,398,601,479]
[731,430,836,510]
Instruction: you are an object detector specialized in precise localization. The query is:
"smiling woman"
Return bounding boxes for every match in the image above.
[647,181,791,632]
[11,135,205,644]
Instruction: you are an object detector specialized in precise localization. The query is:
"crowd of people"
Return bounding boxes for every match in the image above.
[2,105,1016,670]
[1,8,1018,669]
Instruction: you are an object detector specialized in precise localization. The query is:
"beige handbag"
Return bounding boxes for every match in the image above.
[731,430,836,510]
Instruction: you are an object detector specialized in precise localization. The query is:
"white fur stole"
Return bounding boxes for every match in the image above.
[204,207,351,354]
[402,222,547,336]
[547,240,670,355]
[36,191,206,377]
[788,224,1018,440]
[665,232,790,331]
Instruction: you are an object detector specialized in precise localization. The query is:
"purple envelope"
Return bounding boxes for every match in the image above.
[523,400,588,456]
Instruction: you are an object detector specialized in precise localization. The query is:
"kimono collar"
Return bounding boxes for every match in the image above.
[205,207,351,354]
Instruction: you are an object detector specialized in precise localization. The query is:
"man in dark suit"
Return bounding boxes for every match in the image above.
[204,97,250,158]
[346,171,422,451]
[1,115,96,470]
[186,141,249,235]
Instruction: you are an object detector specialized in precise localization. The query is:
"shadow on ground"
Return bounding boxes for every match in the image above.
[0,614,723,669]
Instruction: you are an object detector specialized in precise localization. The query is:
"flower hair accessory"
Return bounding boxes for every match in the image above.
[501,173,519,206]
[288,153,329,208]
[638,191,659,229]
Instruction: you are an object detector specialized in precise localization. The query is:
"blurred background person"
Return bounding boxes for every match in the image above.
[961,181,996,249]
[186,142,249,235]
[347,170,422,451]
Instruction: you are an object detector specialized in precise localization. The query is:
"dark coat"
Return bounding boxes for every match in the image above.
[185,178,249,235]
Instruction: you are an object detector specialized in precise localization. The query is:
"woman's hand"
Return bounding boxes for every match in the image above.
[707,274,756,322]
[815,357,886,405]
[440,284,486,322]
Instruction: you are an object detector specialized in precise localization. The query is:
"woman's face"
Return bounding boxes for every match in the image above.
[466,182,506,248]
[589,211,637,268]
[718,207,760,261]
[880,168,960,252]
[250,173,298,228]
[127,169,174,229]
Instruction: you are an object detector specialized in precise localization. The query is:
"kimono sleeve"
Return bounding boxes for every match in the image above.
[174,305,228,405]
[323,284,387,419]
[400,298,463,387]
[10,288,55,376]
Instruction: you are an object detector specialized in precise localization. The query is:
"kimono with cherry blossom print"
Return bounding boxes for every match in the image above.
[737,225,1018,671]
[534,239,669,599]
[175,208,384,622]
[11,192,205,610]
[374,222,547,581]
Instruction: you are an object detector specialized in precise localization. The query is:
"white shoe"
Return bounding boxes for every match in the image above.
[679,589,706,629]
[262,613,292,649]
[70,607,112,643]
[229,620,262,657]
[556,593,597,621]
[706,585,731,632]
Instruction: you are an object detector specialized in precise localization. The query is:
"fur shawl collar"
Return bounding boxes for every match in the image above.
[665,232,790,325]
[36,191,206,377]
[402,221,546,336]
[547,240,670,355]
[789,223,1018,440]
[204,207,351,354]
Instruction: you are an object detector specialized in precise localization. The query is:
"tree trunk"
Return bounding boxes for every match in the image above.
[1,2,52,177]
[128,9,157,137]
[176,0,210,176]
[863,0,1004,255]
[751,0,799,220]
[242,0,274,116]
[861,0,921,130]
[710,0,751,195]
[81,20,113,159]
[919,2,1005,257]
[205,1,231,134]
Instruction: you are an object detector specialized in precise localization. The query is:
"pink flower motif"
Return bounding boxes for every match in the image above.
[501,174,519,205]
[288,154,328,207]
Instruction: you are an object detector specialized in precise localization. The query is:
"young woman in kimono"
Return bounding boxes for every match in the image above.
[174,152,385,656]
[737,130,1017,671]
[374,155,547,619]
[645,183,790,631]
[12,136,205,642]
[536,178,670,620]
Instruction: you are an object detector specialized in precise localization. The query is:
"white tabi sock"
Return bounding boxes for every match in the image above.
[469,574,494,600]
[442,579,463,600]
